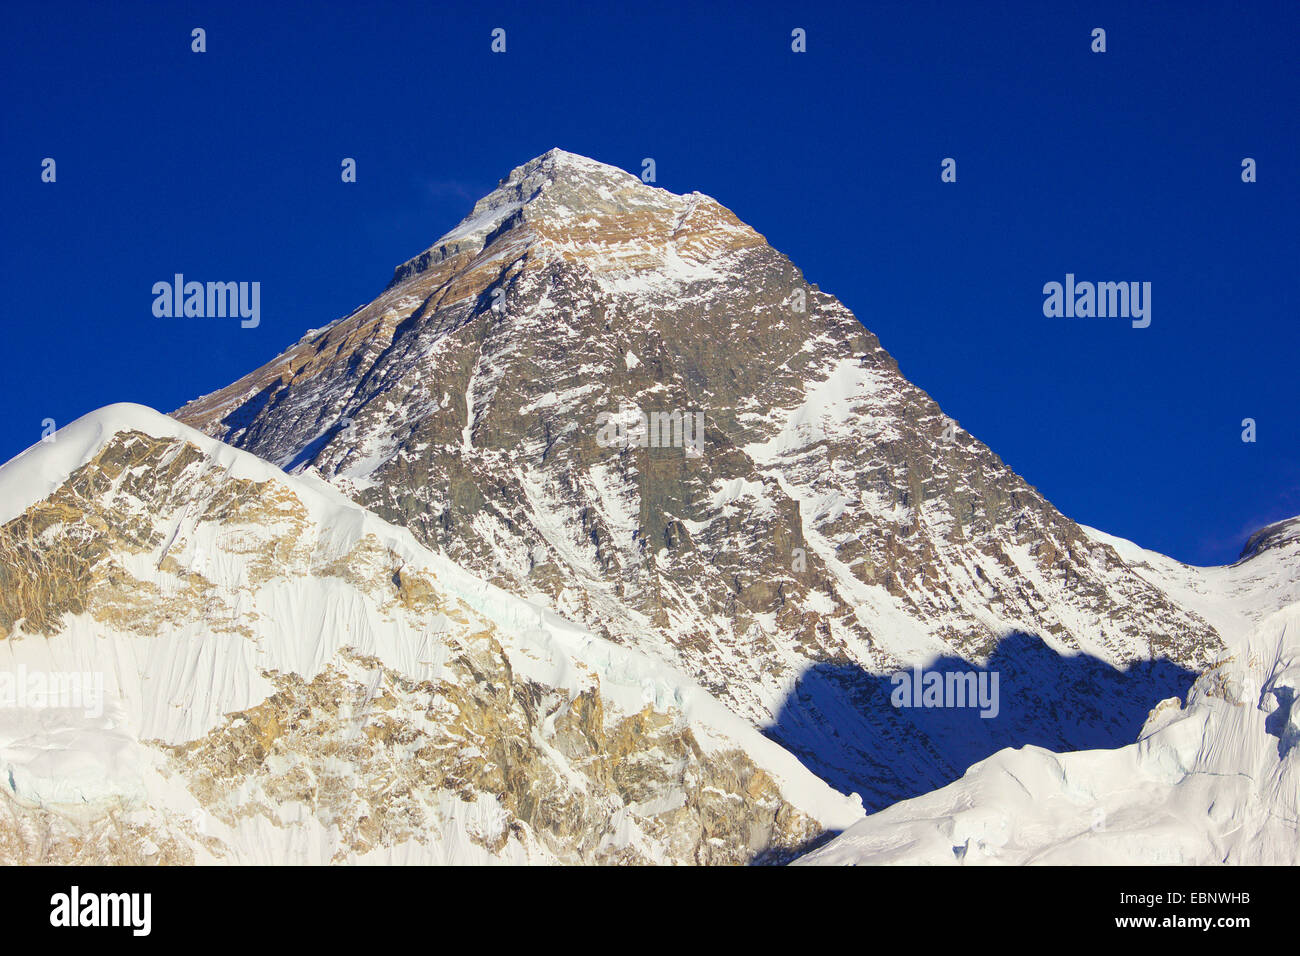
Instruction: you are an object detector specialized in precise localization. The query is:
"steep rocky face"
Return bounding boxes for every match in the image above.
[174,150,1223,809]
[0,408,856,864]
[1241,517,1300,564]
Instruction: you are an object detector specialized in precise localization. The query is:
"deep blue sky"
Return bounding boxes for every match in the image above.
[2,1,1296,566]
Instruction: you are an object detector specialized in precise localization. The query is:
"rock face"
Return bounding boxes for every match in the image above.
[0,406,858,864]
[175,150,1223,810]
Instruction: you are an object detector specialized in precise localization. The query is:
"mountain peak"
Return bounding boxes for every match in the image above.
[168,148,1249,839]
[511,147,635,182]
[387,149,759,291]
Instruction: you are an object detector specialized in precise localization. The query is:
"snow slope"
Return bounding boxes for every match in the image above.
[798,525,1300,865]
[0,404,862,864]
[1083,522,1300,647]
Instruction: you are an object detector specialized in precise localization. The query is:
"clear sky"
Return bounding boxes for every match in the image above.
[2,0,1296,566]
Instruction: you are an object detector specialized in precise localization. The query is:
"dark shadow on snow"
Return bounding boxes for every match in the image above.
[764,631,1199,815]
[283,422,347,473]
[1264,685,1297,759]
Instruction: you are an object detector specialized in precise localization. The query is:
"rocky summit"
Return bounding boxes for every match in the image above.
[1,150,1294,864]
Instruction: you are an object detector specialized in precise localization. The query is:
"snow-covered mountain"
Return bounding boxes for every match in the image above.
[2,149,1294,865]
[0,404,860,863]
[174,149,1226,812]
[798,522,1300,865]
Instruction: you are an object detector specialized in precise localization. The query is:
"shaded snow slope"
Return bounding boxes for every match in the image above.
[798,527,1300,865]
